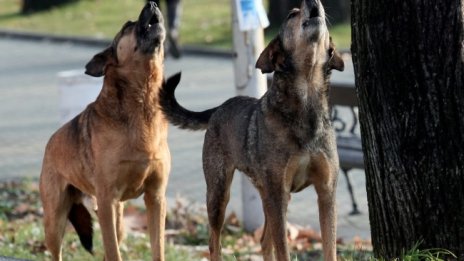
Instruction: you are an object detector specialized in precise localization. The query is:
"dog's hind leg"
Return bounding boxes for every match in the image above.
[96,196,122,261]
[40,170,73,261]
[203,146,234,261]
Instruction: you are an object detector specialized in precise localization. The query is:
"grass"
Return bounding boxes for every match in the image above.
[1,179,455,260]
[327,23,351,51]
[0,0,351,49]
[0,218,198,260]
[0,179,198,260]
[0,218,366,261]
[0,178,372,260]
[398,242,456,261]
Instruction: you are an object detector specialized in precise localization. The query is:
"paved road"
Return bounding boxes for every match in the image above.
[0,37,370,241]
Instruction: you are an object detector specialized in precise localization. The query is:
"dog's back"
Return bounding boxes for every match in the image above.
[160,74,332,172]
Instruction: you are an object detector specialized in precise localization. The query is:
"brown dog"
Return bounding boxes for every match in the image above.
[40,2,170,261]
[159,0,344,260]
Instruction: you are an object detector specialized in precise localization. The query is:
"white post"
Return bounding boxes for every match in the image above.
[58,70,102,124]
[231,0,268,232]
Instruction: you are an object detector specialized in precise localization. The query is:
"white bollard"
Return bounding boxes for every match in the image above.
[231,0,269,232]
[57,70,102,124]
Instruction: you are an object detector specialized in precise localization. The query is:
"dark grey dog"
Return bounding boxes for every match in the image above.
[160,0,344,259]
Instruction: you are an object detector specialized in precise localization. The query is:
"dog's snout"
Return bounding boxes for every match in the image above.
[139,1,162,28]
[141,1,158,19]
[304,0,321,19]
[148,1,158,10]
[136,1,165,54]
[140,2,155,21]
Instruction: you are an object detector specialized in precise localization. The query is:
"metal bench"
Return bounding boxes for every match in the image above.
[330,82,363,215]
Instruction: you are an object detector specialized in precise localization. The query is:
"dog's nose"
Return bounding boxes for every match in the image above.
[305,0,318,7]
[148,1,158,9]
[141,1,158,17]
[140,1,161,21]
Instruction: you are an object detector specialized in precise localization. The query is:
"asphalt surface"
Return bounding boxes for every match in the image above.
[0,37,370,241]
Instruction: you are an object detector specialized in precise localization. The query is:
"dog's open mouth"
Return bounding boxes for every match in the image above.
[303,3,324,28]
[309,6,320,19]
[147,14,159,29]
[138,1,161,33]
[135,1,165,53]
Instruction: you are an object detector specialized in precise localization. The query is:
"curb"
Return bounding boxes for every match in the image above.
[0,28,234,59]
[0,256,30,261]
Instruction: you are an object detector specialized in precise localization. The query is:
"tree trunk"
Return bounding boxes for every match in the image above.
[351,0,464,259]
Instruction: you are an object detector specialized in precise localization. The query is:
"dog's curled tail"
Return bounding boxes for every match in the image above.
[68,203,93,254]
[159,72,218,130]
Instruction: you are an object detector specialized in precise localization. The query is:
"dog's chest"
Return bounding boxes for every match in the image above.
[287,154,314,193]
[272,88,327,151]
[117,158,158,200]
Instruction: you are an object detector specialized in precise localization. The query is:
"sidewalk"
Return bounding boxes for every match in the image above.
[0,37,370,241]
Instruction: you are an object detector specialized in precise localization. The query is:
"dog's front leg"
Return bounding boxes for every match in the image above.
[97,197,122,261]
[315,182,337,261]
[144,190,166,261]
[261,180,290,261]
[312,154,338,261]
[144,168,169,261]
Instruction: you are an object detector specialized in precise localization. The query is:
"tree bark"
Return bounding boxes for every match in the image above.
[351,0,464,259]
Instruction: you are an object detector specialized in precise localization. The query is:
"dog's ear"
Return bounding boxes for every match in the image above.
[328,38,344,72]
[328,49,344,72]
[165,72,182,89]
[256,37,285,74]
[85,47,113,77]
